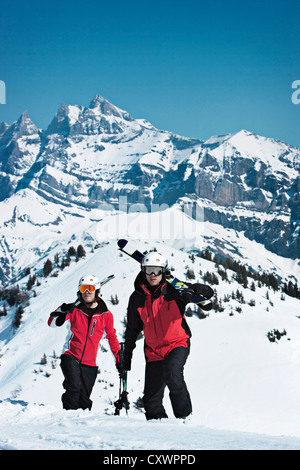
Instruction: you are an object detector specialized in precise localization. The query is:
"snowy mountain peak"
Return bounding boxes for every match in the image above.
[44,95,138,137]
[17,111,39,135]
[1,111,40,140]
[202,128,299,173]
[45,103,83,136]
[89,94,107,108]
[88,94,134,122]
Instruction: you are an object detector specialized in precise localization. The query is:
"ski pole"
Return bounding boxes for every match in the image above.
[114,343,130,415]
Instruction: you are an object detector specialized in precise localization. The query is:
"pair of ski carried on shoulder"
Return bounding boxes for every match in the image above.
[117,239,213,311]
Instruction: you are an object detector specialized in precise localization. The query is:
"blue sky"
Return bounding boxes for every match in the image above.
[0,0,300,147]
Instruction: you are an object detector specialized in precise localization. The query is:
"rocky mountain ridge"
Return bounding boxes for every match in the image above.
[0,95,299,283]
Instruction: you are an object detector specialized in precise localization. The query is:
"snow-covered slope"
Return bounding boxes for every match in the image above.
[0,219,300,450]
[1,191,299,286]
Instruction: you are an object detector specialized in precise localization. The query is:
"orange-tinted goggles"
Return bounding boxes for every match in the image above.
[79,284,96,293]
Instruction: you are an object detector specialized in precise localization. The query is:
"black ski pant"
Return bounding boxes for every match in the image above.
[60,354,98,410]
[143,346,192,420]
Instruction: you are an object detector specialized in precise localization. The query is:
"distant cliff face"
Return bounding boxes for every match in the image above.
[0,95,299,262]
[152,131,300,259]
[0,111,41,200]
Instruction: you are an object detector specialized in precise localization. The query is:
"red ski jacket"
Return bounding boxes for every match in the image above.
[48,299,120,367]
[123,272,192,365]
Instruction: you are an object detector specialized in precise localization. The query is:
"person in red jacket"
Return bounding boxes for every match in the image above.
[122,251,213,421]
[48,274,123,410]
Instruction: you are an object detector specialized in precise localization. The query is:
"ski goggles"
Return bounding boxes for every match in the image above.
[143,266,164,276]
[79,284,96,293]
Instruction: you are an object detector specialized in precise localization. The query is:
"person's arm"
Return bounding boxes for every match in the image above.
[122,295,143,371]
[47,303,74,327]
[104,311,121,361]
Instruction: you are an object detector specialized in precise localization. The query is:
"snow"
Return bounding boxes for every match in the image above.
[1,400,300,451]
[202,129,300,182]
[1,221,300,451]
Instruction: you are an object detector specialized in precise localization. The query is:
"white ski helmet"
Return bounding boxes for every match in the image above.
[141,252,168,273]
[78,274,101,296]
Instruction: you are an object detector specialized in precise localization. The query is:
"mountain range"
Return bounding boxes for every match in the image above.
[0,94,299,284]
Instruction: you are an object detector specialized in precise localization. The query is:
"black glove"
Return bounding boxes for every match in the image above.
[116,353,127,380]
[192,283,214,299]
[180,287,195,303]
[181,283,214,300]
[50,303,74,316]
[122,350,132,372]
[60,302,74,312]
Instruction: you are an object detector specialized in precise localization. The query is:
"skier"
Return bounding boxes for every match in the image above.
[122,252,214,420]
[48,274,124,410]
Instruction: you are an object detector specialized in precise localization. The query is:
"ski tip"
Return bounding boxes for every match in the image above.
[198,301,212,311]
[117,239,128,249]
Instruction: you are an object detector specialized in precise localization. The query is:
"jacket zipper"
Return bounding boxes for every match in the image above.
[79,314,93,364]
[90,319,96,336]
[143,283,166,337]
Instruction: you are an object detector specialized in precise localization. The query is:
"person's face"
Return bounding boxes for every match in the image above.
[145,272,163,286]
[82,289,96,305]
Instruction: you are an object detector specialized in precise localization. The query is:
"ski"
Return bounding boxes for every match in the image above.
[117,239,212,311]
[99,274,115,288]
